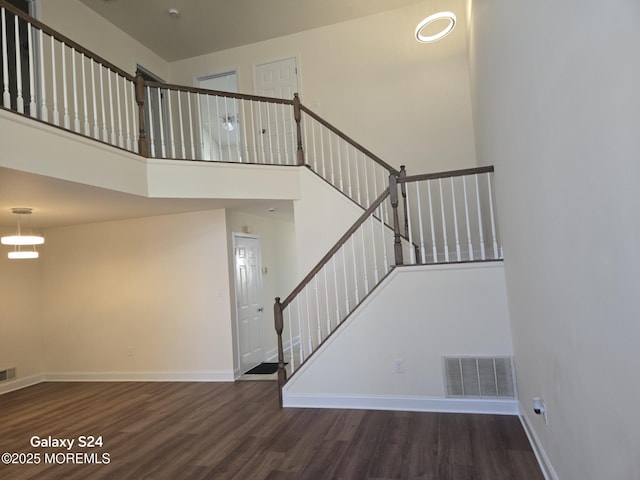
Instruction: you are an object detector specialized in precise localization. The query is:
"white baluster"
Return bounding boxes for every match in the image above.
[177,91,186,158]
[61,42,69,127]
[328,132,335,185]
[319,125,326,178]
[27,24,36,117]
[451,177,462,261]
[90,59,98,139]
[379,203,389,272]
[363,154,371,208]
[115,73,123,146]
[323,268,331,335]
[130,82,138,152]
[405,183,416,264]
[487,173,499,259]
[310,115,318,172]
[13,16,23,113]
[415,182,426,264]
[360,227,370,294]
[71,48,80,132]
[351,236,360,304]
[332,256,340,325]
[123,76,131,150]
[304,287,313,353]
[273,104,284,165]
[38,30,47,121]
[99,65,107,141]
[81,54,90,135]
[51,37,59,126]
[314,276,322,343]
[336,138,344,192]
[279,103,288,164]
[265,102,274,164]
[256,101,266,163]
[1,8,10,108]
[241,99,250,162]
[157,87,166,157]
[439,178,449,262]
[463,176,474,261]
[354,146,362,206]
[196,93,204,160]
[107,70,115,144]
[369,213,380,283]
[427,180,438,262]
[475,174,486,260]
[166,90,176,158]
[187,92,195,159]
[344,142,353,199]
[286,304,295,373]
[146,87,155,157]
[249,100,258,162]
[215,95,224,161]
[341,247,350,315]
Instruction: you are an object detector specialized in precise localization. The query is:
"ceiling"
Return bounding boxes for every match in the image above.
[77,0,425,62]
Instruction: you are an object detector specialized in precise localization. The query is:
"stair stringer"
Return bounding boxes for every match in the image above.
[282,261,519,415]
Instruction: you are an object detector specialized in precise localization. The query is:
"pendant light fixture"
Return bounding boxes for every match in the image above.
[1,208,44,259]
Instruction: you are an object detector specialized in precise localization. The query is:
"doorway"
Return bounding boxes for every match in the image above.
[197,70,241,162]
[233,233,265,375]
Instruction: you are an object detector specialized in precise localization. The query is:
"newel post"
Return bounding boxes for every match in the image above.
[399,165,409,236]
[274,297,287,407]
[135,72,149,157]
[390,173,404,266]
[293,93,305,166]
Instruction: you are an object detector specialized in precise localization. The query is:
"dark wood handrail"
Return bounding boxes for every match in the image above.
[398,165,494,184]
[299,104,399,175]
[144,80,295,105]
[281,189,390,309]
[0,0,135,81]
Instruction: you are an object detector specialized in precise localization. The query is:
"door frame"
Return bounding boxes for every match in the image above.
[232,232,265,377]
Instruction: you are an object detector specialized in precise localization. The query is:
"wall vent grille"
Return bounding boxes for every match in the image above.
[0,368,17,383]
[443,356,515,398]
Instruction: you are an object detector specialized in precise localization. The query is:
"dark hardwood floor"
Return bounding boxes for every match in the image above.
[0,381,544,479]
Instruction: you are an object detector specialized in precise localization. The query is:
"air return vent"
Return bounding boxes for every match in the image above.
[443,356,515,398]
[0,367,17,383]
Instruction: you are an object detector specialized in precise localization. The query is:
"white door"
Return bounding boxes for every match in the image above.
[233,234,265,373]
[254,57,300,163]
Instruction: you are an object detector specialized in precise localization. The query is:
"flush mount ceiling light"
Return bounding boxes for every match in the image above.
[415,11,456,43]
[168,8,180,18]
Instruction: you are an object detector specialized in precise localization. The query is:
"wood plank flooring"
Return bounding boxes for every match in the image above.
[0,381,544,479]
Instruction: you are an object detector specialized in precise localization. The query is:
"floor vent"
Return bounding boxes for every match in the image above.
[0,367,17,383]
[443,356,515,398]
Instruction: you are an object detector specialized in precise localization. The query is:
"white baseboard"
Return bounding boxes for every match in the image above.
[0,374,46,395]
[43,371,235,382]
[519,405,559,480]
[283,392,520,415]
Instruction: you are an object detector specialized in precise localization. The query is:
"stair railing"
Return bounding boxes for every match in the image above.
[393,166,502,265]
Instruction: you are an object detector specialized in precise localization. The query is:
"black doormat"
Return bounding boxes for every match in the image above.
[244,362,284,375]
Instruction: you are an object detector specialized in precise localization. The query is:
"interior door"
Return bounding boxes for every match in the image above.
[254,57,299,164]
[234,234,265,374]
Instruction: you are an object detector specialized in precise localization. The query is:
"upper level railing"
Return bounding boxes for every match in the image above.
[0,0,398,212]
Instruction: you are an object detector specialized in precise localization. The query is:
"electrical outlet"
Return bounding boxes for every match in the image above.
[394,358,404,374]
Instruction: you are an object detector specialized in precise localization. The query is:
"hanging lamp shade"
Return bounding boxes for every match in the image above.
[1,208,44,259]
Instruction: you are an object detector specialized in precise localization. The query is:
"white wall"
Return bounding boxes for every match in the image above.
[284,263,514,412]
[469,1,640,478]
[36,0,168,78]
[40,210,234,379]
[0,250,44,390]
[168,0,477,175]
[293,169,365,276]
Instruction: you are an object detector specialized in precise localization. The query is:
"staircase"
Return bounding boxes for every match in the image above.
[0,0,503,404]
